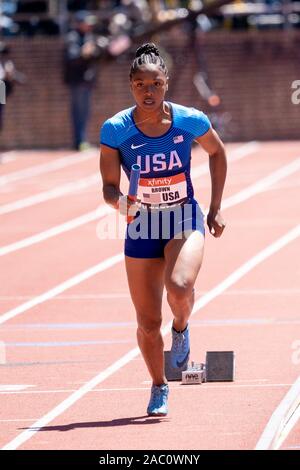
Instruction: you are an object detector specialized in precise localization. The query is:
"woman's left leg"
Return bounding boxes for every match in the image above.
[164,230,205,331]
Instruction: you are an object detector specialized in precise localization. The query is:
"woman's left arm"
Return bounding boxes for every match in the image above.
[194,128,227,237]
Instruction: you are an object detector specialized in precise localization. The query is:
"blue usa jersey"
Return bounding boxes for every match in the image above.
[100,102,211,205]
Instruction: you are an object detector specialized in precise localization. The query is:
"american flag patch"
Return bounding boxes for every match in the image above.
[143,193,161,204]
[173,135,184,144]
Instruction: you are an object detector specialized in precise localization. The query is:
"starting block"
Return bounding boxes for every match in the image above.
[164,351,188,381]
[205,351,235,382]
[164,350,235,383]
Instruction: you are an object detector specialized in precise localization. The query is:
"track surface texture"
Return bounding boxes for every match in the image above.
[0,142,300,450]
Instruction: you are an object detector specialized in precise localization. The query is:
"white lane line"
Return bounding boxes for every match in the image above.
[0,205,113,256]
[0,385,35,392]
[2,223,300,449]
[0,419,37,422]
[2,317,300,332]
[0,150,96,187]
[5,340,133,347]
[142,379,270,385]
[0,142,256,218]
[0,341,6,364]
[1,289,300,300]
[255,375,300,450]
[0,142,258,255]
[1,322,136,330]
[192,141,259,179]
[0,384,293,396]
[0,253,123,325]
[199,289,300,296]
[1,156,300,323]
[5,149,295,263]
[0,293,130,300]
[0,151,17,164]
[0,174,99,215]
[188,224,300,324]
[222,157,300,210]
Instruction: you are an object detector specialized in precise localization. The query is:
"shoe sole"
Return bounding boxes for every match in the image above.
[147,411,168,417]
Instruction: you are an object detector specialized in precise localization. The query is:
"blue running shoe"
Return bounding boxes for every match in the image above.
[170,324,190,369]
[147,383,169,416]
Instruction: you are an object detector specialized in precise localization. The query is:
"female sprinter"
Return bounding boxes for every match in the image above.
[100,43,227,417]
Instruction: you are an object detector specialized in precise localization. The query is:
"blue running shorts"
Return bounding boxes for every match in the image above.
[125,198,205,259]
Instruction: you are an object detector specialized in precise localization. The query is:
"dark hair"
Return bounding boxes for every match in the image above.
[129,43,168,79]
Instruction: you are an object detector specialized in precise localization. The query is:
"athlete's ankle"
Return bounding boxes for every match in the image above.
[152,381,168,387]
[172,322,188,334]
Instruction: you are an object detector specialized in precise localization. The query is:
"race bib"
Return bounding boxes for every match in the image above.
[138,172,187,206]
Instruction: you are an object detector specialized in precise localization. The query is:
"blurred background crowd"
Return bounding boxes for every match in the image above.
[0,1,299,150]
[1,0,300,38]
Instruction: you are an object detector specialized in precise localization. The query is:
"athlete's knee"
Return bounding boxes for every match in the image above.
[166,279,194,303]
[137,315,162,338]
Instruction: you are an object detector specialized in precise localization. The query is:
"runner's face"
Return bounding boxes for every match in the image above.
[130,64,168,112]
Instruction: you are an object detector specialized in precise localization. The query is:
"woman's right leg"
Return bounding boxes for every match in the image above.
[125,256,166,385]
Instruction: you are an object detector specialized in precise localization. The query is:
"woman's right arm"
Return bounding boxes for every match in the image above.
[99,144,122,210]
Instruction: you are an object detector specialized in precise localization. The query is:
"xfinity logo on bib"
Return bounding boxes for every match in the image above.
[136,150,182,173]
[147,178,171,186]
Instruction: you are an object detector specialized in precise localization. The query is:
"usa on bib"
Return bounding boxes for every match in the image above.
[138,172,187,206]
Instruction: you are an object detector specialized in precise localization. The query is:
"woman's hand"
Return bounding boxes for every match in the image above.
[118,195,141,217]
[207,208,226,237]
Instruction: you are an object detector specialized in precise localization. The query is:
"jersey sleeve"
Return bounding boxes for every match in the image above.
[100,119,118,149]
[188,108,211,138]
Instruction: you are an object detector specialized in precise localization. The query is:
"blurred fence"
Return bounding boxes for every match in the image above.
[1,28,300,149]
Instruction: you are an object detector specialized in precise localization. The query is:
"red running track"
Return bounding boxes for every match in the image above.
[0,142,300,450]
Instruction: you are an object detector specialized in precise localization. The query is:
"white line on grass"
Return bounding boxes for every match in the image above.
[2,223,300,449]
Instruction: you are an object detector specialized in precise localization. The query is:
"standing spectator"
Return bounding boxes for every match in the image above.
[63,11,101,151]
[0,42,16,140]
